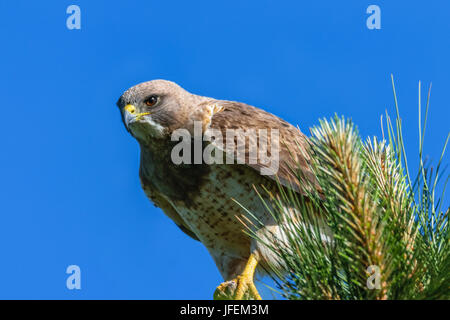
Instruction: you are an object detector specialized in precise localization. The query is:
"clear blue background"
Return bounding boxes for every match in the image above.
[0,1,448,299]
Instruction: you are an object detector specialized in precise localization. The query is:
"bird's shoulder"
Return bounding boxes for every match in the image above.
[201,99,321,195]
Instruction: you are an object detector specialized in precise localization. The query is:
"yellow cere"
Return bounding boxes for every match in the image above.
[124,104,151,120]
[124,104,136,114]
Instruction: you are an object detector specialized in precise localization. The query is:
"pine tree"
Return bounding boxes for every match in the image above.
[248,76,449,300]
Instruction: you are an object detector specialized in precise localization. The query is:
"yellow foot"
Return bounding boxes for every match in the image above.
[213,254,262,300]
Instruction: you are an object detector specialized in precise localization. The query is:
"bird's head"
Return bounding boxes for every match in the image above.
[117,79,197,143]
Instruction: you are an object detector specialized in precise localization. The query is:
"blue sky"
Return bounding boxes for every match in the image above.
[0,1,448,299]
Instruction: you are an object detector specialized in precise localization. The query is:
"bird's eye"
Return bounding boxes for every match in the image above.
[144,95,158,107]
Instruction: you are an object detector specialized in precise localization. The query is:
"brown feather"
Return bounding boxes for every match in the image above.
[205,100,321,195]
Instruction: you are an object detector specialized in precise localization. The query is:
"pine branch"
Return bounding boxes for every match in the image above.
[242,77,449,300]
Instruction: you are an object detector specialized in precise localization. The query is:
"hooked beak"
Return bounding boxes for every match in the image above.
[124,104,151,127]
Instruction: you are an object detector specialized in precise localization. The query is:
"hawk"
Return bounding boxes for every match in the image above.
[117,80,321,299]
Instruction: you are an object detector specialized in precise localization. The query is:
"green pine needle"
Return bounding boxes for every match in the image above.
[241,76,449,300]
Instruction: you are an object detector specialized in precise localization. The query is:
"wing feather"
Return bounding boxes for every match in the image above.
[205,100,321,195]
[139,171,200,241]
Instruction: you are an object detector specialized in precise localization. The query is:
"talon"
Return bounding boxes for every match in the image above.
[213,254,262,300]
[214,280,237,300]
